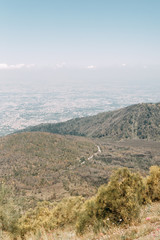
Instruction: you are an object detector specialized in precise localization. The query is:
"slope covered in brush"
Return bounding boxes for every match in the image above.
[0,132,110,206]
[20,103,160,140]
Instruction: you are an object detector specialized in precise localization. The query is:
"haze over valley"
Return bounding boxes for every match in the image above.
[1,79,160,136]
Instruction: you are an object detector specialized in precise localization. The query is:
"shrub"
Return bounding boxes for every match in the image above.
[47,196,84,229]
[18,196,84,236]
[76,168,147,234]
[76,197,98,234]
[147,166,160,201]
[0,183,20,235]
[95,168,146,222]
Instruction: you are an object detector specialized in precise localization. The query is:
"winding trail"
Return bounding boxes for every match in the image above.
[88,145,101,160]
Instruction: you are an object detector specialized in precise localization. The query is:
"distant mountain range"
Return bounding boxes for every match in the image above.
[19,103,160,140]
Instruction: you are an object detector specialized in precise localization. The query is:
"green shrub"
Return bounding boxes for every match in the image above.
[76,168,146,234]
[95,168,146,222]
[47,196,84,229]
[18,196,84,236]
[0,184,20,235]
[76,197,99,234]
[147,166,160,201]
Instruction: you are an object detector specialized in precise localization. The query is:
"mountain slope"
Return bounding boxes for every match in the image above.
[1,132,160,209]
[0,132,111,207]
[20,103,160,140]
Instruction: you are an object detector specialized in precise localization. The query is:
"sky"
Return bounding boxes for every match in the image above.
[0,0,160,84]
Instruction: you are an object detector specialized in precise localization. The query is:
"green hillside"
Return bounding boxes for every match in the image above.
[19,103,160,140]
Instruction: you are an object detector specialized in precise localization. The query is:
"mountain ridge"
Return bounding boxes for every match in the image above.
[18,102,160,140]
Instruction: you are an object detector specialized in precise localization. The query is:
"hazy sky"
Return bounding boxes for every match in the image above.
[0,0,160,84]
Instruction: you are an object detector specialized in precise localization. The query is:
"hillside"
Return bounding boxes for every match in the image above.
[19,103,160,140]
[1,132,160,210]
[1,167,160,240]
[0,132,112,207]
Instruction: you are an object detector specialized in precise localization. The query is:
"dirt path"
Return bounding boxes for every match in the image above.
[88,145,101,160]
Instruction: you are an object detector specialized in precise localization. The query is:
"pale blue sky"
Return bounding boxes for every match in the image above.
[0,0,160,83]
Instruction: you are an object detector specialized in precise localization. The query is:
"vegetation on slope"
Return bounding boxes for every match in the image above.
[0,184,20,236]
[95,138,160,171]
[0,132,160,209]
[0,166,159,239]
[0,132,109,207]
[1,202,160,240]
[1,102,159,239]
[19,103,160,140]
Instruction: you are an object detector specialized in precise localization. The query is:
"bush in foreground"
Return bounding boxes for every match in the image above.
[76,168,148,234]
[0,184,20,235]
[4,166,159,237]
[18,196,84,236]
[147,166,160,201]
